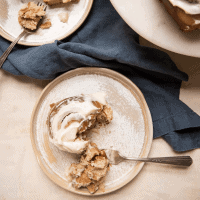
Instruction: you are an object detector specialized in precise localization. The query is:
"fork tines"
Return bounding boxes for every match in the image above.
[37,2,47,11]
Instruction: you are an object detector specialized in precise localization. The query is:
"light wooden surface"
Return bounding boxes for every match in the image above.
[0,37,200,199]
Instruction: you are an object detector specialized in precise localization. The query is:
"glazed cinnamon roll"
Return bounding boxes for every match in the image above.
[160,0,200,32]
[48,92,113,154]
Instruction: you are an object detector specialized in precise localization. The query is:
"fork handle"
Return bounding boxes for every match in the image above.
[125,156,193,166]
[0,30,27,68]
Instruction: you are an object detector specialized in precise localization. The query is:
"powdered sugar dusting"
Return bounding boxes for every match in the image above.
[35,74,145,189]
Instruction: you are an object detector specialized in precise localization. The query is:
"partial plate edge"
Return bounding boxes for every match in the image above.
[0,0,93,46]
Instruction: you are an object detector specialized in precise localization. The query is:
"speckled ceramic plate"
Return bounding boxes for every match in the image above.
[0,0,93,46]
[30,67,153,196]
[110,0,200,58]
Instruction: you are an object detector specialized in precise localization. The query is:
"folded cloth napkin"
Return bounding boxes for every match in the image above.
[0,0,200,152]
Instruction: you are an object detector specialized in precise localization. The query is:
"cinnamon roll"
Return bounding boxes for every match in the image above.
[160,0,200,32]
[48,92,113,154]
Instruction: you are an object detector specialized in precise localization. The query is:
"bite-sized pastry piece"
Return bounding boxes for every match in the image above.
[40,21,52,29]
[43,0,79,5]
[18,2,46,30]
[160,0,200,32]
[48,92,113,154]
[58,12,69,23]
[67,143,110,194]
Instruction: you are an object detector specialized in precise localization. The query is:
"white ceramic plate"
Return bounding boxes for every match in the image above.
[0,0,93,46]
[110,0,200,58]
[30,68,153,195]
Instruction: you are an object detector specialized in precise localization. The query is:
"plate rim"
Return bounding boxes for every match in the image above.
[0,0,93,46]
[30,67,153,196]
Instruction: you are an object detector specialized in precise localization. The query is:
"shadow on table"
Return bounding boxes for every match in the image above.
[0,69,51,89]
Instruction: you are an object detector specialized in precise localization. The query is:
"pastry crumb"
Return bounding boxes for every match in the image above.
[40,21,52,29]
[58,12,69,23]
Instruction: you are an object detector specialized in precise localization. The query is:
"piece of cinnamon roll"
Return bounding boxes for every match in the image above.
[160,0,200,32]
[67,142,110,194]
[48,92,113,154]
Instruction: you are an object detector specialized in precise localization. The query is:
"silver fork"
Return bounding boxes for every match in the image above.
[104,149,193,167]
[0,2,47,69]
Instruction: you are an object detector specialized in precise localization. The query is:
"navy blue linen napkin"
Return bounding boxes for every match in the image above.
[1,0,200,152]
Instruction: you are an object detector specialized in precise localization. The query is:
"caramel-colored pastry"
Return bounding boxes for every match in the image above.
[43,0,64,5]
[160,0,200,32]
[84,143,100,162]
[43,0,79,5]
[18,2,46,30]
[68,143,110,194]
[40,21,52,29]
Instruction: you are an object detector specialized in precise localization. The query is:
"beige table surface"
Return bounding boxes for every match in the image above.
[0,37,200,200]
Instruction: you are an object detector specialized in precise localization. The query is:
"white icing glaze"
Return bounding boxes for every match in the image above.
[50,92,107,154]
[169,0,200,14]
[194,18,200,24]
[50,138,89,154]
